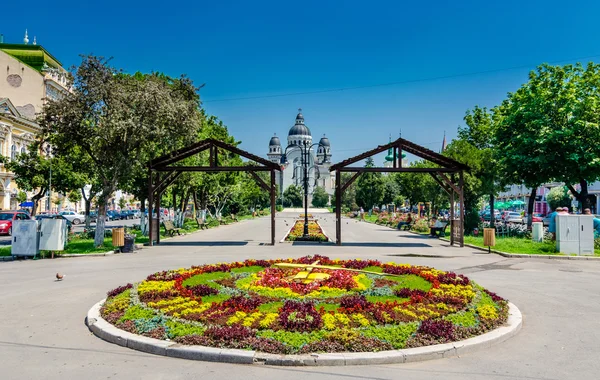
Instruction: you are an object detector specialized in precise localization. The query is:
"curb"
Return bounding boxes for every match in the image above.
[440,238,600,261]
[87,300,522,366]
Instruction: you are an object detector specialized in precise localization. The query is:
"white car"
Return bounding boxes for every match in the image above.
[59,211,86,225]
[505,212,523,224]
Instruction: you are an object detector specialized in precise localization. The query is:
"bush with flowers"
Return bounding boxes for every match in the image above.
[99,255,509,354]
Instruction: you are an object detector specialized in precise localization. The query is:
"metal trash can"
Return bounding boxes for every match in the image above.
[122,234,135,253]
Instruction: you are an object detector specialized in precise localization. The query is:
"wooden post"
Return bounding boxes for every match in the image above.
[459,171,465,247]
[148,169,154,247]
[335,169,341,245]
[450,190,455,246]
[393,146,397,169]
[155,172,161,245]
[270,169,276,245]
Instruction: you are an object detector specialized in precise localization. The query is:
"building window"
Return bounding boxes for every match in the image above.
[11,145,16,160]
[20,147,26,154]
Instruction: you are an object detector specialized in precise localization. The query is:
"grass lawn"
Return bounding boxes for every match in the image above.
[0,212,266,257]
[463,235,600,256]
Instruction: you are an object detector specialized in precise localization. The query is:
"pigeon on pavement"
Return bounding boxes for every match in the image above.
[56,273,65,281]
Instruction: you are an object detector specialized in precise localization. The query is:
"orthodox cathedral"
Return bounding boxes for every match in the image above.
[267,110,335,203]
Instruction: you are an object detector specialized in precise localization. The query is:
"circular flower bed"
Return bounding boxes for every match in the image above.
[100,255,508,354]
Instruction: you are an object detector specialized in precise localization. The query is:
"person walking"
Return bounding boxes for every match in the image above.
[584,209,600,237]
[547,207,559,241]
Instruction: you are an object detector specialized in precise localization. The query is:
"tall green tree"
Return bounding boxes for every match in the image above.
[0,142,84,215]
[311,186,329,208]
[283,185,303,207]
[355,157,384,211]
[40,56,201,246]
[458,106,505,227]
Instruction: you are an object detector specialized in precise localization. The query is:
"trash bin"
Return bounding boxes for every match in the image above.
[483,228,496,249]
[532,222,543,242]
[112,227,124,247]
[122,234,135,253]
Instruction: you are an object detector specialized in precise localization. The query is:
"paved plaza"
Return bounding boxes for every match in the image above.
[1,212,600,379]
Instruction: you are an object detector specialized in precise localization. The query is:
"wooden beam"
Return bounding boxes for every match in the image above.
[249,171,270,192]
[154,172,183,195]
[393,146,397,169]
[429,172,451,195]
[154,166,273,172]
[336,169,341,246]
[153,171,176,192]
[450,189,455,246]
[338,167,457,173]
[151,143,211,168]
[270,170,276,246]
[436,172,461,194]
[148,169,154,247]
[459,171,465,247]
[155,172,161,245]
[342,171,361,192]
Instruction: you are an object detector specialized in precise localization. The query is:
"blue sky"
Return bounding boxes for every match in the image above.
[3,0,600,163]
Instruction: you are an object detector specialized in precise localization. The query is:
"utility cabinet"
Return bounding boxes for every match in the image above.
[556,215,594,255]
[12,219,39,257]
[38,218,67,251]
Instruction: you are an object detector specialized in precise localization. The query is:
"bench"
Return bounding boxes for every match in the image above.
[196,217,208,230]
[230,214,239,222]
[163,220,182,236]
[400,221,414,231]
[430,222,449,237]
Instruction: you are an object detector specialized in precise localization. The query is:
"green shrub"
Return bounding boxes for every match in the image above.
[444,310,478,327]
[411,218,429,233]
[119,305,156,322]
[360,323,419,349]
[257,330,325,349]
[165,320,205,338]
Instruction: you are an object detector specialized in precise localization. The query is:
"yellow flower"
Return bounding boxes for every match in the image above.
[137,280,175,295]
[322,314,337,330]
[259,313,278,328]
[477,305,498,320]
[351,313,370,327]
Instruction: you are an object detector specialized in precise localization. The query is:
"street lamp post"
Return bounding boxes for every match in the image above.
[45,145,52,213]
[281,140,328,239]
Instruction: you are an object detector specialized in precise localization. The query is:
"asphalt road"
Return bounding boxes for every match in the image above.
[1,212,599,379]
[0,217,141,246]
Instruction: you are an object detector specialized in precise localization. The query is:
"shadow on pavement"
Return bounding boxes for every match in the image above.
[340,242,431,248]
[158,241,249,246]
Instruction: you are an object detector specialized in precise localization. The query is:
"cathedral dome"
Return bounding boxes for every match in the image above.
[318,135,330,147]
[288,109,311,136]
[269,135,281,146]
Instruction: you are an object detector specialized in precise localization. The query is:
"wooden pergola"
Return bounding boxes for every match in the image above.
[147,138,281,245]
[329,137,469,247]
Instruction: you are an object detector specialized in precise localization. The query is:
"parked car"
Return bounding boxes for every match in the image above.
[106,210,120,221]
[116,210,129,220]
[542,214,552,226]
[88,210,109,223]
[500,211,511,221]
[506,212,524,224]
[131,209,141,218]
[59,211,86,225]
[0,210,31,235]
[35,214,72,232]
[531,213,544,223]
[482,210,501,222]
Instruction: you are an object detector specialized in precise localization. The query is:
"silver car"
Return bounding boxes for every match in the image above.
[506,212,523,224]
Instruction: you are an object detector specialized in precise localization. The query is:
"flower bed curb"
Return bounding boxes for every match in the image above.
[440,238,600,260]
[86,299,522,366]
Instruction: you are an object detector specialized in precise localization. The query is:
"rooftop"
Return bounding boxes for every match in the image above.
[0,43,63,72]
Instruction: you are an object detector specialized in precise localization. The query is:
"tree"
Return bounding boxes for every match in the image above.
[546,186,572,210]
[355,157,384,211]
[311,186,329,208]
[459,106,505,227]
[382,175,401,205]
[118,197,126,210]
[16,191,27,205]
[67,189,82,206]
[283,185,303,207]
[0,142,83,216]
[496,63,600,216]
[40,56,201,246]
